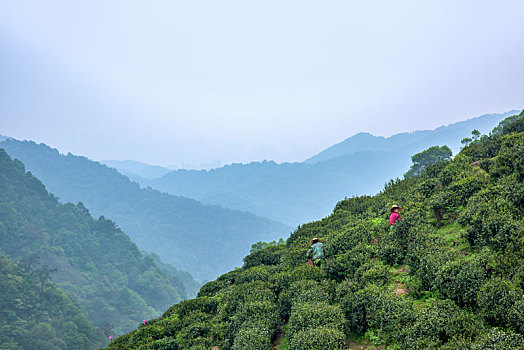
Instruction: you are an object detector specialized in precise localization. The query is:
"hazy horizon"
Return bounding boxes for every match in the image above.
[1,1,523,167]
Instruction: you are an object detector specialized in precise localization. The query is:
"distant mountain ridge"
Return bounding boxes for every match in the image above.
[0,139,290,281]
[305,111,519,164]
[101,159,172,179]
[134,111,517,227]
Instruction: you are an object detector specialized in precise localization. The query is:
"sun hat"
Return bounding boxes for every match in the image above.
[310,237,321,245]
[390,205,402,213]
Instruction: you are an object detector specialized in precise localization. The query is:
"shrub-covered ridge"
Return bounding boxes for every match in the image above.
[107,111,524,349]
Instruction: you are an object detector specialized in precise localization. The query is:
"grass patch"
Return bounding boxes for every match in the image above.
[437,223,470,252]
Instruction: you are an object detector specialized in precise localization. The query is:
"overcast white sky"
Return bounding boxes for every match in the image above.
[1,0,523,168]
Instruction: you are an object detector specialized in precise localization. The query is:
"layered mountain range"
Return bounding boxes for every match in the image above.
[120,111,517,226]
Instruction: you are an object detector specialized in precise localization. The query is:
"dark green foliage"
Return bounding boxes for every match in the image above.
[397,300,483,348]
[287,302,345,337]
[0,149,186,335]
[196,280,226,298]
[231,321,273,350]
[0,256,105,349]
[477,278,521,326]
[227,301,279,348]
[243,245,284,268]
[405,145,453,178]
[278,280,331,318]
[471,329,524,349]
[493,110,524,135]
[340,284,406,333]
[288,325,347,350]
[434,257,486,307]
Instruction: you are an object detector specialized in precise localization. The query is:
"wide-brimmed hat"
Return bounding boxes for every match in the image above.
[310,237,321,244]
[390,205,402,213]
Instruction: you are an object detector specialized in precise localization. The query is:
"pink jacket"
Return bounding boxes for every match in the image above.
[390,212,401,225]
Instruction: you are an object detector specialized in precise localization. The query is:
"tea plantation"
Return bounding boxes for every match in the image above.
[106,111,524,349]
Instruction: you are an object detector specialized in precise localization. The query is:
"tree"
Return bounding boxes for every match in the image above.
[33,263,57,296]
[404,145,452,178]
[461,137,473,147]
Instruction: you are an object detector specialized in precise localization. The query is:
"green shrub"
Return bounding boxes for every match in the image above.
[506,297,524,336]
[366,291,415,337]
[411,246,454,291]
[325,223,374,257]
[168,297,219,318]
[151,337,180,350]
[470,328,524,349]
[477,278,520,326]
[341,284,414,336]
[272,265,326,292]
[341,284,381,333]
[459,189,521,250]
[220,281,276,317]
[226,301,279,347]
[231,321,273,350]
[324,244,374,281]
[235,265,272,284]
[334,279,359,301]
[434,258,486,307]
[397,300,483,348]
[287,302,345,337]
[354,260,391,287]
[243,245,284,268]
[377,216,419,265]
[288,326,346,350]
[196,280,225,298]
[278,280,331,318]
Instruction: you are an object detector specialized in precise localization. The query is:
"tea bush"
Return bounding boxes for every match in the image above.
[470,329,524,349]
[341,284,382,333]
[288,325,346,350]
[397,299,483,348]
[477,277,520,326]
[243,245,284,269]
[231,321,273,350]
[434,257,486,307]
[287,302,345,337]
[278,279,331,318]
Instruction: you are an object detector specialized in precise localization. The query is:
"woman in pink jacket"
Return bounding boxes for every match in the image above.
[389,205,402,227]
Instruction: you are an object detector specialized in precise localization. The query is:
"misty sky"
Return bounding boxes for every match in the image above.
[1,0,523,168]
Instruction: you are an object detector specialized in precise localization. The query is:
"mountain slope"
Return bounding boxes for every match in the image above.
[107,111,524,349]
[0,149,191,336]
[0,256,106,349]
[142,111,517,227]
[0,140,290,281]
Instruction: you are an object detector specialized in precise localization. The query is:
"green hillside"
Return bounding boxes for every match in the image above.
[143,111,515,227]
[107,110,524,349]
[0,140,290,281]
[0,150,191,336]
[0,256,106,350]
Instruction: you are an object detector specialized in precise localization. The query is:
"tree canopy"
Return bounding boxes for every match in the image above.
[404,145,452,178]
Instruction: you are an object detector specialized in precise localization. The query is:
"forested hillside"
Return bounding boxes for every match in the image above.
[108,111,524,349]
[0,140,290,281]
[0,256,105,349]
[142,111,515,226]
[0,150,191,336]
